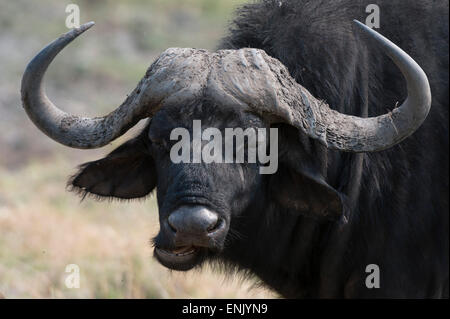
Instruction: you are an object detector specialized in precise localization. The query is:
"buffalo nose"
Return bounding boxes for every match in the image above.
[168,206,219,234]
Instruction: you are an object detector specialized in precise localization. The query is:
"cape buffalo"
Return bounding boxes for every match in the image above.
[21,0,448,298]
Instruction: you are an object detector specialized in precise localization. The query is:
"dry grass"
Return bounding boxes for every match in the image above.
[0,157,276,298]
[0,0,278,299]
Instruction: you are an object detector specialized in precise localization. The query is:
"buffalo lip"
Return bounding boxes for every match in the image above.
[160,246,196,256]
[154,246,201,271]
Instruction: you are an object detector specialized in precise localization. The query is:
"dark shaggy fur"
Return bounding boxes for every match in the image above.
[217,0,449,298]
[71,0,449,298]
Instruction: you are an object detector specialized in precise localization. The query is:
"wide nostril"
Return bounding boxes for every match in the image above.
[168,206,220,234]
[167,219,178,233]
[206,218,221,232]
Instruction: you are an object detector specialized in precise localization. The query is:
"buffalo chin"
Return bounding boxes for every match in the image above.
[154,246,203,271]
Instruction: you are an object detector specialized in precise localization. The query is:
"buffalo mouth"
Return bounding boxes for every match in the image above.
[154,246,203,271]
[153,204,229,271]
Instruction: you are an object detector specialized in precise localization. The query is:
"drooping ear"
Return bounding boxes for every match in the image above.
[270,164,344,220]
[69,135,156,200]
[270,126,344,221]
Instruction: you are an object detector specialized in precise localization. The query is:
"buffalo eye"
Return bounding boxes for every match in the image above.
[148,132,169,152]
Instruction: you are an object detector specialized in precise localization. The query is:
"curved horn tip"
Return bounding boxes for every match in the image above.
[65,22,95,40]
[72,21,95,36]
[352,19,365,27]
[353,20,375,33]
[80,21,95,31]
[353,19,384,42]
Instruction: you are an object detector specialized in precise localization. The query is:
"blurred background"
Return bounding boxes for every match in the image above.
[0,0,276,298]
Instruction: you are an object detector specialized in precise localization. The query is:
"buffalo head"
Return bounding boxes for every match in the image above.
[21,21,431,271]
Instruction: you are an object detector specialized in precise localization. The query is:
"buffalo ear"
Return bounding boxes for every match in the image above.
[269,125,344,221]
[270,164,344,221]
[69,136,156,200]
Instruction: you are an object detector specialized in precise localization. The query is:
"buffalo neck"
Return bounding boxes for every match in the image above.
[221,192,349,298]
